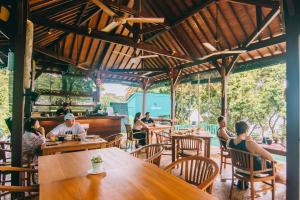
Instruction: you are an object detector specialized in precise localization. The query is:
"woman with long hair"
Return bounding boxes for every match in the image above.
[23,118,46,162]
[132,112,148,147]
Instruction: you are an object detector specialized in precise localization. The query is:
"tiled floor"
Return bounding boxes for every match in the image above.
[157,147,286,200]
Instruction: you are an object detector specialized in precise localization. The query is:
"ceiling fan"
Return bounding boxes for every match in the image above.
[199,1,245,60]
[91,0,165,32]
[112,50,158,64]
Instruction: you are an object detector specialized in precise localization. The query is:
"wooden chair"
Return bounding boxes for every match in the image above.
[228,148,276,200]
[218,138,231,176]
[176,135,203,160]
[164,156,219,194]
[104,133,123,148]
[0,166,39,199]
[0,141,11,165]
[155,131,172,156]
[131,144,164,167]
[124,124,142,152]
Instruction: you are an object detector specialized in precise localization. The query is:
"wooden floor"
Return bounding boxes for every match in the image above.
[158,147,287,200]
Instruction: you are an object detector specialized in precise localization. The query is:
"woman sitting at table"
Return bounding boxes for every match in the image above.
[133,112,148,147]
[23,118,46,163]
[228,121,286,184]
[217,116,235,147]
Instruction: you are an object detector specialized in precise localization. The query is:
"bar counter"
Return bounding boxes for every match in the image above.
[37,115,125,138]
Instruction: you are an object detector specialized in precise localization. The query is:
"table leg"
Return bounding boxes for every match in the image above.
[172,137,176,162]
[206,138,211,158]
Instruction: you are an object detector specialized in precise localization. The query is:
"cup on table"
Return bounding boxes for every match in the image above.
[50,135,56,142]
[58,135,65,141]
[65,134,72,141]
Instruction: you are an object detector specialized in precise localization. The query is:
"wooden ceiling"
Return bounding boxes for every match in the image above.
[26,0,285,85]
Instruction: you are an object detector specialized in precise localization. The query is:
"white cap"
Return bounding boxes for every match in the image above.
[64,113,75,121]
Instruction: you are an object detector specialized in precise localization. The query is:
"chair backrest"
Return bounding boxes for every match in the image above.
[0,141,10,164]
[131,144,165,167]
[228,148,274,174]
[124,124,134,140]
[218,138,228,151]
[178,135,203,151]
[164,156,219,193]
[105,133,123,148]
[156,131,171,144]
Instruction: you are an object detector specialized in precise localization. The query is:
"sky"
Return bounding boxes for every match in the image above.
[102,84,129,96]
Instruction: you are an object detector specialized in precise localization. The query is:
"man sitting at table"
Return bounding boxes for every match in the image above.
[47,113,85,138]
[141,112,154,125]
[217,116,235,147]
[56,102,72,116]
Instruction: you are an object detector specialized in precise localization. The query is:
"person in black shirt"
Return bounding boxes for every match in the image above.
[56,102,72,116]
[141,112,154,124]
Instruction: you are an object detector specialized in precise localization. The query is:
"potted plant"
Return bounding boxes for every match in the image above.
[91,155,103,172]
[266,137,273,145]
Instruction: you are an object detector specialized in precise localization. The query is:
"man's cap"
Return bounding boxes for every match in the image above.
[64,113,75,121]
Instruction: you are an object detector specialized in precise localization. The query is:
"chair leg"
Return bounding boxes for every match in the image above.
[250,181,255,200]
[220,155,223,175]
[130,141,133,152]
[272,179,275,200]
[125,139,128,152]
[229,175,234,200]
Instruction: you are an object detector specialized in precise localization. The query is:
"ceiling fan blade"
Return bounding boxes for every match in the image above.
[138,55,159,59]
[112,51,132,57]
[125,18,165,24]
[102,21,121,32]
[203,42,217,52]
[91,0,117,17]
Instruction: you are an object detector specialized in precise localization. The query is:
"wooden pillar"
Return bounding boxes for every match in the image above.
[170,83,176,122]
[284,1,300,199]
[169,69,181,124]
[95,84,101,104]
[11,0,27,186]
[140,79,149,115]
[220,66,228,118]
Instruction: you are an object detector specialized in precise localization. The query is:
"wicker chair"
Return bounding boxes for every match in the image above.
[228,148,276,200]
[218,138,231,176]
[124,124,143,151]
[104,133,123,148]
[0,166,39,199]
[131,144,164,167]
[164,156,219,194]
[176,135,204,160]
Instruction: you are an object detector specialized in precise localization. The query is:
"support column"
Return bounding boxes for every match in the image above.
[140,79,149,115]
[11,0,27,186]
[285,1,300,199]
[220,66,228,118]
[169,69,182,125]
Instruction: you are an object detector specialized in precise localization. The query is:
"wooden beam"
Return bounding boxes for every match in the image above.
[31,17,192,62]
[109,68,165,72]
[227,0,279,8]
[11,0,27,187]
[145,0,215,42]
[243,6,280,47]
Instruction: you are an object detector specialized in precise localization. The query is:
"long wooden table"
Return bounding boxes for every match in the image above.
[172,132,213,162]
[261,143,286,156]
[42,139,107,155]
[39,148,217,200]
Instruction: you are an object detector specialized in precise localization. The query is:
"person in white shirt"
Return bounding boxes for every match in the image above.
[47,113,85,138]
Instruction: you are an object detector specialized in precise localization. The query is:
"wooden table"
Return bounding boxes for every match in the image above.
[261,143,286,156]
[143,125,172,144]
[172,132,213,162]
[42,139,107,155]
[39,148,217,200]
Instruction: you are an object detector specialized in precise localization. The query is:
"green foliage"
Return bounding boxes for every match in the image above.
[0,69,9,135]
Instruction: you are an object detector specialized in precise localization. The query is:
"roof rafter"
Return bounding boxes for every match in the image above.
[31,17,193,62]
